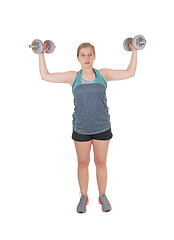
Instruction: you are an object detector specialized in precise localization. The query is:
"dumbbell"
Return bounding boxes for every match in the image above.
[123,35,146,51]
[29,39,56,54]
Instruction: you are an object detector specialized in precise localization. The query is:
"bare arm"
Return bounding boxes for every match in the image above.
[99,43,138,82]
[39,53,49,79]
[126,49,138,76]
[39,52,76,85]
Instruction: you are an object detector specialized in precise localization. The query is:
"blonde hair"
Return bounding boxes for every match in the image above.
[77,43,95,58]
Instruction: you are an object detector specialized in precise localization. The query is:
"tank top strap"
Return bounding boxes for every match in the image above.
[72,70,81,91]
[94,69,107,88]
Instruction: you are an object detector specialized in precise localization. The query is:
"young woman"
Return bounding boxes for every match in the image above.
[39,41,137,213]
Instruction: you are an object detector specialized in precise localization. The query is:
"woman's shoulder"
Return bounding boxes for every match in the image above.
[96,69,108,81]
[68,71,79,86]
[70,71,78,78]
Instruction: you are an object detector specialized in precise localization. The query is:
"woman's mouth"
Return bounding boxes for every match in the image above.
[85,62,90,64]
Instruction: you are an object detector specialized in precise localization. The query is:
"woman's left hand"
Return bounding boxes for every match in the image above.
[129,40,137,51]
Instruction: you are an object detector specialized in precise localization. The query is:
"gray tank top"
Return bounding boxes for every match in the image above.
[72,68,111,134]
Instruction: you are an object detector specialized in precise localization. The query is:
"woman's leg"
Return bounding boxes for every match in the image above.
[93,140,110,196]
[74,140,92,196]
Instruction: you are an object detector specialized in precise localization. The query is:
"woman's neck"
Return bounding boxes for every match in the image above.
[81,68,94,76]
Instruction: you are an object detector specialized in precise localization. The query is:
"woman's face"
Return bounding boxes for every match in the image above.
[78,47,95,69]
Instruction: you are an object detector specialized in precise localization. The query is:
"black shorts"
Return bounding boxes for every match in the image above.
[72,128,113,142]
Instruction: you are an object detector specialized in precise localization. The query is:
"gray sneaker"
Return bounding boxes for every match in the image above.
[99,194,112,212]
[77,195,89,213]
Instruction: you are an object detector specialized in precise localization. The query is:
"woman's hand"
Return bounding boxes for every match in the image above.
[129,40,137,52]
[42,42,49,52]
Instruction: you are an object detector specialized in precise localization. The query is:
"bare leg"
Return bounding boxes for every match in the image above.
[93,140,110,196]
[74,140,92,196]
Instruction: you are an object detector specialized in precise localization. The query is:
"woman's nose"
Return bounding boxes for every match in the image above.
[85,55,89,60]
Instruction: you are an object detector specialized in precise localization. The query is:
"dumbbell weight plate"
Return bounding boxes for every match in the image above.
[44,40,56,54]
[123,38,133,51]
[132,35,146,50]
[31,39,44,54]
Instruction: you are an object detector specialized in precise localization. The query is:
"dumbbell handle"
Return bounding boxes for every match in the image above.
[136,39,146,44]
[29,44,39,49]
[128,39,146,46]
[29,42,50,49]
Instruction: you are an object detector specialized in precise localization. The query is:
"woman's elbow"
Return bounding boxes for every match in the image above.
[132,72,135,77]
[41,76,46,81]
[127,71,135,79]
[41,74,49,81]
[41,76,47,81]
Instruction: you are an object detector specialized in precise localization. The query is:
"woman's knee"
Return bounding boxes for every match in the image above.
[94,158,107,169]
[78,158,90,169]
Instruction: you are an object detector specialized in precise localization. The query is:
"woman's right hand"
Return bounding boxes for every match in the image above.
[42,42,49,52]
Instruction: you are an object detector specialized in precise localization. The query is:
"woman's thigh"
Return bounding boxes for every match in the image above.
[93,140,110,166]
[74,140,92,165]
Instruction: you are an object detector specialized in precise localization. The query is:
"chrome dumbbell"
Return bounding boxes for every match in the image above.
[123,35,146,51]
[29,39,56,54]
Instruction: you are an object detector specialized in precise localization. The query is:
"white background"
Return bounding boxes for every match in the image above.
[0,0,174,239]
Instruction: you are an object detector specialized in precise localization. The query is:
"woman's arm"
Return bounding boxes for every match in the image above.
[39,53,49,79]
[39,53,77,85]
[126,48,138,76]
[99,43,138,82]
[39,53,76,84]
